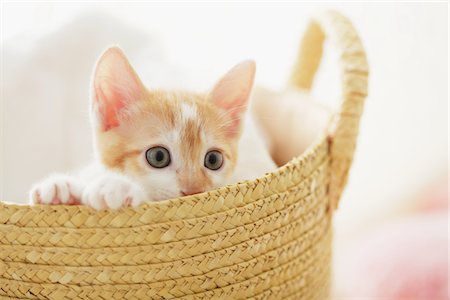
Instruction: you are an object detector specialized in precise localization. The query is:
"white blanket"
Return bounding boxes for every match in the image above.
[1,13,183,202]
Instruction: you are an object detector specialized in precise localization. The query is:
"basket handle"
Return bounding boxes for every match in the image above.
[289,11,369,210]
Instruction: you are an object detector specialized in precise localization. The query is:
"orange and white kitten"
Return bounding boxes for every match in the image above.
[29,47,275,210]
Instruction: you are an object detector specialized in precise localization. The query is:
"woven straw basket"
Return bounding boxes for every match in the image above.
[0,10,368,300]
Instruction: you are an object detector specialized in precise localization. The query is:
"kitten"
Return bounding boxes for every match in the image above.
[29,47,276,210]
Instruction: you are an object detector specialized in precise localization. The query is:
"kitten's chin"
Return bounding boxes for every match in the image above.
[140,181,218,202]
[144,189,183,202]
[148,188,215,202]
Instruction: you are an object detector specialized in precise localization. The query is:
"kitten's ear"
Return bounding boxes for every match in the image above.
[91,46,145,131]
[208,60,256,137]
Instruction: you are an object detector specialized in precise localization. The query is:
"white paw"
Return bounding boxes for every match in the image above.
[30,175,84,205]
[82,173,146,210]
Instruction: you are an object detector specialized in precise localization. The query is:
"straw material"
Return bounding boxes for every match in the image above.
[0,10,368,300]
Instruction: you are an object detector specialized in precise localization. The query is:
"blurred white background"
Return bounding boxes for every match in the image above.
[1,2,448,297]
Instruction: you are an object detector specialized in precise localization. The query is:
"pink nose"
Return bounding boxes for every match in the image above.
[181,189,204,196]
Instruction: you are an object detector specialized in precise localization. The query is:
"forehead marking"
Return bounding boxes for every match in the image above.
[180,102,197,124]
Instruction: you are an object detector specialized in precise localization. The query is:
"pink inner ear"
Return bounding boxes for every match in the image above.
[209,60,256,137]
[92,47,143,131]
[94,81,126,130]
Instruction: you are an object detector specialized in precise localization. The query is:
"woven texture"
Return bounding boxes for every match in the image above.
[0,10,368,300]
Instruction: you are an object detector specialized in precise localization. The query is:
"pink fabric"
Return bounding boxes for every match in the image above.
[346,213,448,299]
[340,179,448,299]
[416,179,448,213]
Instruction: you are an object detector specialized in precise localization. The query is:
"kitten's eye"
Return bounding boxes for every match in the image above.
[146,146,171,168]
[204,150,223,170]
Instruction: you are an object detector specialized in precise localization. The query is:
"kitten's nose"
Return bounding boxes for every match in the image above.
[181,189,204,196]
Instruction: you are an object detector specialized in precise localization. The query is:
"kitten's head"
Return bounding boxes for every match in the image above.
[90,46,255,201]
